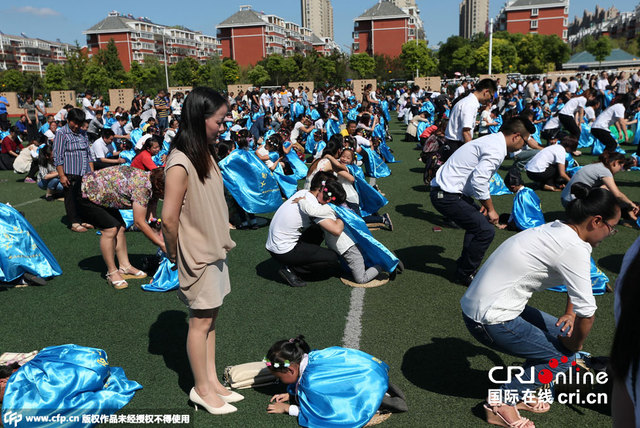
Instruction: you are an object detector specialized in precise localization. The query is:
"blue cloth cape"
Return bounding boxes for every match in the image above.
[119,149,135,166]
[489,173,512,196]
[347,164,388,217]
[290,347,389,428]
[152,140,170,166]
[380,100,391,123]
[282,142,308,180]
[378,140,397,163]
[306,129,321,154]
[293,102,305,120]
[219,150,283,214]
[0,203,62,283]
[1,344,142,428]
[326,119,340,141]
[578,123,595,148]
[267,151,298,198]
[118,209,134,230]
[511,187,545,231]
[547,257,609,296]
[489,115,503,134]
[331,204,398,273]
[360,147,391,178]
[142,254,178,292]
[565,153,581,177]
[415,121,430,139]
[129,128,142,147]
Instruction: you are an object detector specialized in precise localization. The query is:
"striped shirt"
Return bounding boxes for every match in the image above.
[154,96,169,118]
[53,124,95,176]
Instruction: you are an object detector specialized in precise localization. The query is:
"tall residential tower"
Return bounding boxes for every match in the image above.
[459,0,489,38]
[301,0,334,39]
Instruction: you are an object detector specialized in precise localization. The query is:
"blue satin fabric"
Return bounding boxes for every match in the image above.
[347,108,358,122]
[565,153,581,177]
[306,108,320,122]
[591,133,626,155]
[1,344,142,428]
[219,150,283,214]
[380,100,391,123]
[326,119,340,141]
[306,129,320,154]
[292,347,389,428]
[547,257,609,296]
[266,151,298,198]
[511,187,545,231]
[119,149,135,166]
[415,121,429,139]
[129,129,142,147]
[360,147,391,178]
[142,254,178,292]
[489,173,512,196]
[489,115,503,134]
[604,90,614,108]
[118,210,134,230]
[633,112,640,145]
[282,143,308,180]
[293,102,305,120]
[152,141,170,166]
[331,204,398,273]
[372,123,386,139]
[0,203,62,283]
[378,140,397,163]
[578,123,595,148]
[347,164,388,217]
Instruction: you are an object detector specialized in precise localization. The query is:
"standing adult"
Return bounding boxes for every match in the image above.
[154,90,170,130]
[592,93,634,153]
[161,88,241,415]
[53,108,95,233]
[558,89,596,138]
[430,117,533,285]
[23,94,39,141]
[443,79,497,161]
[34,94,46,125]
[0,93,9,127]
[82,91,99,121]
[461,184,620,427]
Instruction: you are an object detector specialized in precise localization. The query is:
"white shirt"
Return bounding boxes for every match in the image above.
[558,82,569,93]
[592,103,625,131]
[82,98,95,120]
[266,190,325,254]
[135,133,153,151]
[91,137,113,159]
[297,198,355,254]
[567,80,579,93]
[543,115,560,130]
[584,106,596,123]
[597,78,609,92]
[445,93,480,142]
[559,96,586,116]
[54,108,67,122]
[260,93,271,108]
[525,144,566,173]
[461,221,596,324]
[290,121,305,144]
[454,85,466,99]
[432,132,507,201]
[44,129,56,141]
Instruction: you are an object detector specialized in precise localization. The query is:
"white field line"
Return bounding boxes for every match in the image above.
[12,198,42,208]
[342,287,365,349]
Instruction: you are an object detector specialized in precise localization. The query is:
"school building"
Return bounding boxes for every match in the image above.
[352,0,424,58]
[495,0,569,41]
[84,11,222,71]
[0,33,74,74]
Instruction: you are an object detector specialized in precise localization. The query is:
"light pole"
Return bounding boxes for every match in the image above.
[162,32,170,90]
[488,18,494,75]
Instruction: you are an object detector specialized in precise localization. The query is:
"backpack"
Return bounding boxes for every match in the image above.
[420,134,446,186]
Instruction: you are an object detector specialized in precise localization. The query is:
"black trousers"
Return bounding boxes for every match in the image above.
[558,114,581,138]
[63,174,83,225]
[526,164,565,188]
[269,225,340,276]
[430,189,495,277]
[440,139,464,163]
[591,127,618,153]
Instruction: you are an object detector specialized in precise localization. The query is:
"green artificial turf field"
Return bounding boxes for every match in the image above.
[2,118,638,427]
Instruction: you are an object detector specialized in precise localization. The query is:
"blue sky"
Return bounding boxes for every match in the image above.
[0,0,637,51]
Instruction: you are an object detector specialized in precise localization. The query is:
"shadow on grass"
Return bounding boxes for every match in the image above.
[78,253,150,273]
[402,337,504,399]
[148,310,193,394]
[394,245,456,280]
[409,167,424,174]
[597,254,624,274]
[255,254,337,284]
[395,203,452,228]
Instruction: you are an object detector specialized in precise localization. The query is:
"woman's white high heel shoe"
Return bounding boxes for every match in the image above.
[218,389,244,403]
[189,388,237,415]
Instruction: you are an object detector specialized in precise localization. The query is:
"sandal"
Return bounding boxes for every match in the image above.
[119,265,147,280]
[484,403,534,428]
[516,398,550,414]
[70,223,88,233]
[81,223,95,229]
[106,270,128,290]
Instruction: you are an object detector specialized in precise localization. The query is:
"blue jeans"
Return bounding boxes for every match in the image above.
[38,177,63,193]
[463,307,576,404]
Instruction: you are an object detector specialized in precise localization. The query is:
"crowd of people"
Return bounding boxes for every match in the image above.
[2,68,640,427]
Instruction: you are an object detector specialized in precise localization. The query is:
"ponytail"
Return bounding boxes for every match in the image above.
[566,182,620,224]
[265,335,311,372]
[598,151,626,170]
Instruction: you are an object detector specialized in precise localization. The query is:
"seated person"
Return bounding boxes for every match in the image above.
[91,129,125,170]
[0,126,23,170]
[498,168,545,231]
[131,136,161,171]
[525,135,577,191]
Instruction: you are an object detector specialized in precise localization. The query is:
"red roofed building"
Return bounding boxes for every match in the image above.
[352,0,422,57]
[495,0,569,41]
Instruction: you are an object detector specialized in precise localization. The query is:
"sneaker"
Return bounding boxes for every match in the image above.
[454,271,474,287]
[375,271,390,281]
[278,267,306,287]
[23,273,46,286]
[382,213,393,231]
[24,177,36,184]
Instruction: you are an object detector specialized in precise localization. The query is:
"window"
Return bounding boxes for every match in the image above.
[563,18,568,26]
[562,29,568,39]
[564,6,569,14]
[530,20,538,29]
[352,42,359,51]
[353,32,359,39]
[531,8,538,16]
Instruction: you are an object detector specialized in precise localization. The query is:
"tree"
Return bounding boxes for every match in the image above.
[261,54,286,85]
[541,34,570,71]
[95,39,125,76]
[64,47,89,92]
[82,60,112,96]
[349,52,375,79]
[473,38,517,74]
[516,34,545,74]
[451,44,474,74]
[587,36,612,67]
[221,58,240,84]
[399,40,438,78]
[44,64,68,91]
[170,57,200,86]
[247,64,270,86]
[0,70,26,92]
[195,58,225,91]
[437,36,470,76]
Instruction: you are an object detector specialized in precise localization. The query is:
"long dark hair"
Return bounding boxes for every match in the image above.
[566,182,620,224]
[265,335,311,373]
[170,87,228,183]
[610,246,640,395]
